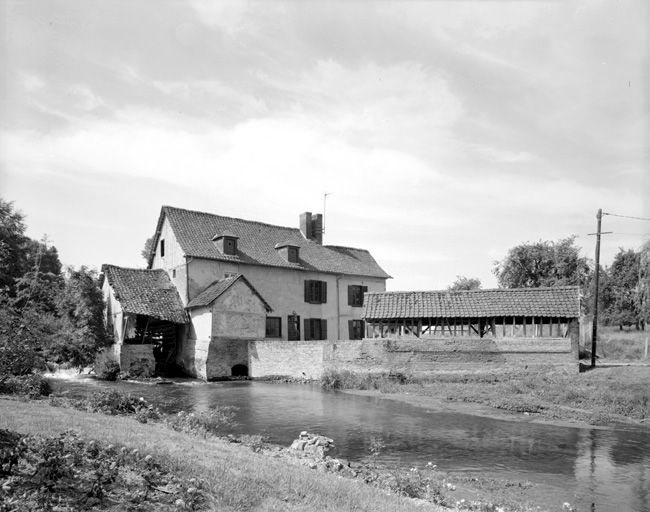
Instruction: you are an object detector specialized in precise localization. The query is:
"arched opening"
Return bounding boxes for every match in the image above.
[231,364,249,377]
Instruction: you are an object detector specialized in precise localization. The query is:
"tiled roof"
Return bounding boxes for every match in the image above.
[102,265,189,324]
[186,274,273,312]
[362,286,580,320]
[149,206,391,279]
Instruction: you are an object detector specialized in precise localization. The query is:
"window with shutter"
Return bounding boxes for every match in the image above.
[265,317,282,338]
[348,319,364,340]
[348,285,367,307]
[304,280,327,304]
[304,318,327,340]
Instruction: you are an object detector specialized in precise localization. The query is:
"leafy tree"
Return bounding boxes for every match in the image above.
[638,241,650,326]
[448,276,481,291]
[493,237,590,289]
[141,236,154,263]
[53,266,110,368]
[604,248,640,328]
[0,198,29,294]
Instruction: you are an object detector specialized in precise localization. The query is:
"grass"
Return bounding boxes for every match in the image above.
[596,325,649,361]
[0,398,446,512]
[323,366,650,426]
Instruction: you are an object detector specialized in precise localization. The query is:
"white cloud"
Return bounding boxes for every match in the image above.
[187,0,252,34]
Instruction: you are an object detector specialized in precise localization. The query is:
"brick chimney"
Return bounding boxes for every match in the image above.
[300,212,323,245]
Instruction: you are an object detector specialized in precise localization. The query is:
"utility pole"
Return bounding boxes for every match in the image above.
[591,209,602,368]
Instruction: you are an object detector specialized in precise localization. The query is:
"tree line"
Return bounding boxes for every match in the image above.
[0,198,109,377]
[449,237,650,330]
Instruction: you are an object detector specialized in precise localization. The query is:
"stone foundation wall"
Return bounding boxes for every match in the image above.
[249,341,325,379]
[248,336,576,378]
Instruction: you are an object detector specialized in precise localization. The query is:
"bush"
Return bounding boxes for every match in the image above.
[0,374,51,398]
[94,351,120,381]
[166,407,238,437]
[69,389,160,423]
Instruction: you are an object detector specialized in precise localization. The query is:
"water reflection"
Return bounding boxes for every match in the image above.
[48,377,649,511]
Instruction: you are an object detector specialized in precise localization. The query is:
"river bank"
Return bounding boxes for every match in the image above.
[0,397,572,511]
[325,365,650,429]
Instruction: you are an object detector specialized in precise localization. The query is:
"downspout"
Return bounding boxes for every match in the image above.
[336,275,343,340]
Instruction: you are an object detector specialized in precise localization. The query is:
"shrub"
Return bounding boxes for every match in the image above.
[0,373,51,398]
[94,351,120,381]
[70,389,160,422]
[166,407,238,437]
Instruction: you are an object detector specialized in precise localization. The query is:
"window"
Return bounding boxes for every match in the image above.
[265,317,282,338]
[172,269,176,278]
[348,285,368,307]
[304,280,327,304]
[348,319,365,340]
[288,314,301,341]
[304,318,327,340]
[224,237,237,255]
[160,239,165,257]
[288,246,299,263]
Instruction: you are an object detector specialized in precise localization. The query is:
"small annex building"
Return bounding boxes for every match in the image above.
[182,275,273,379]
[101,265,189,376]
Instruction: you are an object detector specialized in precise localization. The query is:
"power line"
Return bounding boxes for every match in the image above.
[603,212,650,222]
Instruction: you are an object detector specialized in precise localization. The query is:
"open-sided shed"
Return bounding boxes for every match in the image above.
[362,286,581,340]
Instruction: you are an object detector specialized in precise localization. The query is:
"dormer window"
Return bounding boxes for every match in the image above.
[275,241,300,263]
[212,231,239,256]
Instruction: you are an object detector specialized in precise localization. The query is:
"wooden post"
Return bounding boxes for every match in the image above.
[644,337,648,360]
[523,317,527,337]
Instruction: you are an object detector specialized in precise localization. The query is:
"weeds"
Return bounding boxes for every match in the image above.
[0,429,207,511]
[0,373,50,398]
[166,407,238,437]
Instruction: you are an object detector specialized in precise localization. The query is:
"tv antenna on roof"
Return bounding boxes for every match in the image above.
[323,192,332,242]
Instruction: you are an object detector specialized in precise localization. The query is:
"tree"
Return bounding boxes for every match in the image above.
[493,237,590,289]
[605,248,641,329]
[53,266,110,368]
[0,198,29,294]
[448,276,481,291]
[141,236,154,263]
[638,241,650,326]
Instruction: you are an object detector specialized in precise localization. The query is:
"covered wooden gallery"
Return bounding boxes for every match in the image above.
[361,286,581,339]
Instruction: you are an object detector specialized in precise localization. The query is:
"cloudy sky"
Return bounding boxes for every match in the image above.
[1,0,648,290]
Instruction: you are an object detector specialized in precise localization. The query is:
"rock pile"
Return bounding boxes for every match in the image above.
[290,431,335,459]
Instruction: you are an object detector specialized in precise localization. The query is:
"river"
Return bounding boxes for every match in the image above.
[48,375,649,511]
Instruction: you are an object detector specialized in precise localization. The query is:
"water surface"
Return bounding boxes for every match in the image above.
[49,376,650,511]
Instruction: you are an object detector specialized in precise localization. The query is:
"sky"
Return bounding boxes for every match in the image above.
[1,0,648,291]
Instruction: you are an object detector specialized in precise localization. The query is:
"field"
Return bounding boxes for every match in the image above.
[596,325,649,361]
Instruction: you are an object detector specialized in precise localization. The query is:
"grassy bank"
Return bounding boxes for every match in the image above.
[321,366,650,426]
[597,325,649,361]
[0,398,447,512]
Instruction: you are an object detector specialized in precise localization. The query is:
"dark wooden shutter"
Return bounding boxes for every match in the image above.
[304,281,310,303]
[348,286,354,306]
[321,281,327,303]
[321,319,327,340]
[348,320,354,339]
[304,318,311,340]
